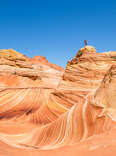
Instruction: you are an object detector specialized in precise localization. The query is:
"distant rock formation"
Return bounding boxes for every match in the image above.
[0,46,116,156]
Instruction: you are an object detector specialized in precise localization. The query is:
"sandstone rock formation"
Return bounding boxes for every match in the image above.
[0,46,116,156]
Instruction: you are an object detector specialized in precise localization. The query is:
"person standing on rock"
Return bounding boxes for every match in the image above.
[84,40,87,46]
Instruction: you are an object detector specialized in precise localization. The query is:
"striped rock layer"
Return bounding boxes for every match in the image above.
[0,47,116,156]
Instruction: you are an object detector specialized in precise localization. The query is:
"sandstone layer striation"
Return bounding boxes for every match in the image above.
[0,47,116,156]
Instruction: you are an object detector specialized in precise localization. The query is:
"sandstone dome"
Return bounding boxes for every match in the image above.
[79,45,96,53]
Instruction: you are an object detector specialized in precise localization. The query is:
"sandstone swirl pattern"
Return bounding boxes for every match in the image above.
[0,47,116,155]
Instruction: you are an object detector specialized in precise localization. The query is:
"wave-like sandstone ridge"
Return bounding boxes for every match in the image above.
[0,46,116,156]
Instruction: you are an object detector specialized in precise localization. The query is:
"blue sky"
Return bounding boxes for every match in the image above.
[0,0,116,68]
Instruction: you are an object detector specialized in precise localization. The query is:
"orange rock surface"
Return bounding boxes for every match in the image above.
[0,46,116,155]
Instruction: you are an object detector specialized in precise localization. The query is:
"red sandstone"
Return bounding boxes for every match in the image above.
[0,46,116,155]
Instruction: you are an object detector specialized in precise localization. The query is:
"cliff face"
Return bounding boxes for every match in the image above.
[0,47,116,156]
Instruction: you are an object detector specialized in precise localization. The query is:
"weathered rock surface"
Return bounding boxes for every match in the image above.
[0,47,116,155]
